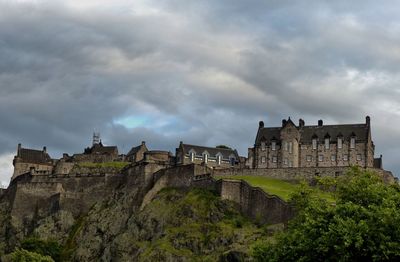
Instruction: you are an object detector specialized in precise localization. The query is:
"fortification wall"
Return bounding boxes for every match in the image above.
[217,179,293,224]
[214,167,396,183]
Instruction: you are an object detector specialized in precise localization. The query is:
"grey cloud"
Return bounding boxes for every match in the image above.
[0,0,399,182]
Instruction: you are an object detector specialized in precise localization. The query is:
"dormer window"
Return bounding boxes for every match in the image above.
[271,141,276,151]
[216,153,222,165]
[325,138,330,149]
[189,151,195,162]
[312,138,317,150]
[203,152,209,163]
[350,137,356,149]
[288,142,293,153]
[338,137,343,149]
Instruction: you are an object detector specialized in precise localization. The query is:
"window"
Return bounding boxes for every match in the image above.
[331,155,336,161]
[283,141,287,151]
[343,154,348,161]
[350,137,356,149]
[272,156,277,163]
[217,155,222,165]
[283,158,288,165]
[261,156,266,163]
[306,155,312,162]
[190,152,195,162]
[357,154,362,161]
[289,142,293,153]
[325,138,330,149]
[230,158,235,166]
[312,139,317,150]
[271,141,276,151]
[289,160,293,167]
[338,138,343,149]
[318,155,324,162]
[203,153,208,163]
[301,145,307,150]
[261,142,266,151]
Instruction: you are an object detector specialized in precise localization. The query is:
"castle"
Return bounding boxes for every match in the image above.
[1,115,395,241]
[11,116,387,182]
[248,116,382,169]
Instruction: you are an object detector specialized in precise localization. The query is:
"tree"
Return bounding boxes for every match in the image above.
[253,167,400,262]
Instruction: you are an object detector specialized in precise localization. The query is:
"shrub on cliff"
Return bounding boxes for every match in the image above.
[20,238,61,262]
[253,167,400,261]
[10,248,54,262]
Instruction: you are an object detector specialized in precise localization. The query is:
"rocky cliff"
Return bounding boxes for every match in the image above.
[0,164,277,261]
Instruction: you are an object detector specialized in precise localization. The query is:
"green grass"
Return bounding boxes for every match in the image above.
[214,175,334,202]
[76,162,129,169]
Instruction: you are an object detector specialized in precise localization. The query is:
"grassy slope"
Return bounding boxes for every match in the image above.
[214,175,334,202]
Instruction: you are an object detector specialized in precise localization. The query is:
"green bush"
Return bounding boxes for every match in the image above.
[20,238,61,262]
[11,248,54,262]
[253,167,400,261]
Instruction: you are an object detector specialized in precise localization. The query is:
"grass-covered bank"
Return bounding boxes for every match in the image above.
[214,175,334,201]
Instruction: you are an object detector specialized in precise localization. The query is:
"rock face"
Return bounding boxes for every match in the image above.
[0,163,276,261]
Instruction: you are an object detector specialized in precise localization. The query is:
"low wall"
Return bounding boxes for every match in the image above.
[217,179,293,224]
[214,167,395,183]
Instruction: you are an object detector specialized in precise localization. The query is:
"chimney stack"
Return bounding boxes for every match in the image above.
[318,119,323,126]
[366,116,371,126]
[282,119,287,127]
[17,143,21,156]
[299,119,305,127]
[141,141,146,146]
[43,146,47,153]
[259,121,264,129]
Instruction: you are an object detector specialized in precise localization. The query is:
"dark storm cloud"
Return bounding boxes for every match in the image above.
[1,0,400,184]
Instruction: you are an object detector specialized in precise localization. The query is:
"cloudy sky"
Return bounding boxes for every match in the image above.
[1,0,400,185]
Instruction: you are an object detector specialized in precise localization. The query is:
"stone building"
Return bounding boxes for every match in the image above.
[12,144,54,180]
[72,141,119,163]
[126,141,148,163]
[248,116,382,169]
[176,142,240,169]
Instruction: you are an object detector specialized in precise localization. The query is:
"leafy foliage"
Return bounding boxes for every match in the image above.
[77,161,129,169]
[253,167,400,262]
[10,248,54,262]
[20,238,61,262]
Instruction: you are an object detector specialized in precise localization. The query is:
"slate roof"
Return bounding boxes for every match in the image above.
[181,144,239,159]
[256,123,369,144]
[89,143,118,155]
[18,148,52,164]
[127,143,147,157]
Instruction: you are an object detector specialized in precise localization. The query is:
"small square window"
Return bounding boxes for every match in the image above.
[318,155,324,162]
[343,154,348,161]
[271,141,276,151]
[306,155,312,162]
[272,156,277,163]
[261,156,266,163]
[331,155,336,161]
[357,154,362,161]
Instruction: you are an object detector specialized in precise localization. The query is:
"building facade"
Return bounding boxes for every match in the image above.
[176,142,240,169]
[248,116,381,169]
[12,144,54,180]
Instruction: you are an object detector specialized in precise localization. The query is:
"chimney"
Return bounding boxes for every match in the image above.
[282,119,287,127]
[259,121,264,129]
[17,143,21,156]
[366,116,370,126]
[43,146,47,153]
[318,120,323,126]
[299,119,305,127]
[141,141,146,146]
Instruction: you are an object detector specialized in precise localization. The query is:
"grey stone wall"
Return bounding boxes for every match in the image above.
[217,179,293,224]
[213,166,396,183]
